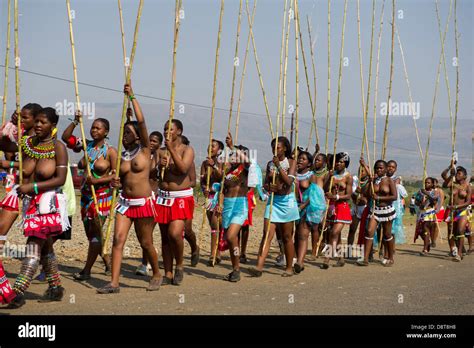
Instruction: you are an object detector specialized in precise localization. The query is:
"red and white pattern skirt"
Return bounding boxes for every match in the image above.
[0,185,19,212]
[116,194,156,219]
[23,192,65,240]
[327,200,352,225]
[0,261,16,304]
[154,188,195,224]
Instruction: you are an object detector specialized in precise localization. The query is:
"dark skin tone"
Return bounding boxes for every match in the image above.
[417,178,438,253]
[0,113,68,279]
[441,162,471,258]
[200,140,223,263]
[214,133,250,274]
[309,154,327,257]
[139,133,162,268]
[61,112,118,277]
[348,166,368,246]
[102,84,162,290]
[253,140,296,275]
[322,158,353,265]
[295,153,316,269]
[156,121,195,280]
[359,159,397,264]
[0,108,37,250]
[386,161,400,185]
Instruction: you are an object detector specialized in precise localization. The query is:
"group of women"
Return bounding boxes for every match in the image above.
[0,83,471,308]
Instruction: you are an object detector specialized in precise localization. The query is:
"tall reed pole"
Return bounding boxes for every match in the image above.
[245,0,274,139]
[372,0,385,164]
[1,0,12,126]
[103,0,144,255]
[66,0,101,220]
[381,0,395,160]
[234,0,257,144]
[325,0,331,154]
[14,0,22,201]
[316,0,348,255]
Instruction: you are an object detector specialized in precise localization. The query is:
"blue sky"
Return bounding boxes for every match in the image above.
[0,0,472,156]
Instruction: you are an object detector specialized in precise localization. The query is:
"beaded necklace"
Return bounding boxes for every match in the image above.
[374,175,387,186]
[297,170,314,182]
[21,135,55,159]
[314,167,328,178]
[333,169,348,180]
[122,144,142,161]
[87,141,108,171]
[269,157,289,174]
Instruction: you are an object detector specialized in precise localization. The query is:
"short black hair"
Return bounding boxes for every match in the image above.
[181,135,190,145]
[456,166,467,176]
[374,159,387,170]
[125,120,140,138]
[212,139,224,151]
[271,136,291,159]
[94,118,110,132]
[298,150,313,166]
[38,107,59,124]
[150,131,163,144]
[316,153,327,163]
[22,103,43,117]
[387,160,398,167]
[335,152,350,168]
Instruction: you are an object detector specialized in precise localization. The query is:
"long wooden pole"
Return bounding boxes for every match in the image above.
[294,0,300,155]
[208,0,225,266]
[118,0,128,79]
[1,0,12,126]
[14,0,22,200]
[423,0,453,181]
[435,0,455,158]
[357,0,374,160]
[103,0,144,255]
[234,0,257,145]
[316,0,348,256]
[372,0,385,164]
[161,0,183,180]
[281,0,292,137]
[306,15,319,149]
[245,0,274,139]
[276,0,288,142]
[226,0,242,135]
[261,0,289,256]
[450,0,460,237]
[324,0,331,154]
[297,9,319,149]
[395,26,424,164]
[381,0,395,160]
[453,0,459,154]
[66,0,101,221]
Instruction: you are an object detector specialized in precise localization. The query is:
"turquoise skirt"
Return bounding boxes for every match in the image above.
[264,192,300,223]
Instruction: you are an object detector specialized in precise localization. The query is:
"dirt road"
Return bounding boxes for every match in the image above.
[1,209,472,315]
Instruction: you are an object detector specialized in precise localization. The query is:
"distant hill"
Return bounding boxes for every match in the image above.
[60,102,472,179]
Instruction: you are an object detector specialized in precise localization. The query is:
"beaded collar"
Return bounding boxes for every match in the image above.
[269,157,289,174]
[333,169,348,180]
[122,144,142,161]
[374,175,387,185]
[21,135,55,160]
[297,170,314,182]
[87,141,108,171]
[314,167,328,178]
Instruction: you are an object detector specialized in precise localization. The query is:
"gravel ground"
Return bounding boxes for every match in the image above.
[0,196,472,315]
